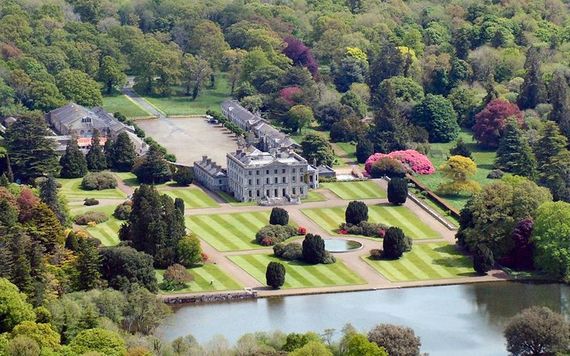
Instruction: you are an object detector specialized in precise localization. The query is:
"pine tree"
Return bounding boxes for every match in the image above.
[76,239,101,291]
[371,84,410,153]
[59,136,88,178]
[517,47,546,110]
[548,69,570,139]
[85,130,108,171]
[39,176,69,226]
[495,119,537,179]
[133,145,171,184]
[111,133,136,172]
[25,202,65,253]
[534,122,568,167]
[535,122,570,201]
[7,231,33,295]
[103,138,114,169]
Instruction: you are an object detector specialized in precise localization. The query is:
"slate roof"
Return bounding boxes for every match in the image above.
[48,103,133,136]
[195,156,227,178]
[221,99,262,127]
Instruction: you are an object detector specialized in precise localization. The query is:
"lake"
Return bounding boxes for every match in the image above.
[157,282,569,355]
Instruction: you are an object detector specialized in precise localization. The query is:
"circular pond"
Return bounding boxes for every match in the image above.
[324,239,363,253]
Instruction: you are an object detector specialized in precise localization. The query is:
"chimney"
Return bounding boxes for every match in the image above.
[202,155,207,162]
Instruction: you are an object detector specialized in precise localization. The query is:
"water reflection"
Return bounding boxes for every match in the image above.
[158,282,569,356]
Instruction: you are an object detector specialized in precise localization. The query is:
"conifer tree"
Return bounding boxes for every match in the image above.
[110,133,136,172]
[356,137,374,163]
[25,203,65,253]
[59,136,88,178]
[76,239,101,291]
[535,122,570,201]
[39,176,69,226]
[85,130,107,171]
[495,119,537,179]
[371,84,410,153]
[517,47,546,110]
[133,145,171,184]
[7,231,33,295]
[103,138,114,169]
[548,69,570,139]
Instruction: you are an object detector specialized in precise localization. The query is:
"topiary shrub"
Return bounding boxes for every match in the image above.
[173,167,193,186]
[113,201,132,220]
[473,244,495,275]
[345,201,368,225]
[274,243,303,261]
[256,225,298,245]
[266,261,286,289]
[382,227,409,259]
[74,211,109,225]
[302,233,326,264]
[269,207,289,226]
[83,198,99,206]
[370,157,407,178]
[387,178,408,205]
[81,172,117,190]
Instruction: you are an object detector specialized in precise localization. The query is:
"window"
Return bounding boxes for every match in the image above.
[292,168,296,173]
[274,177,278,183]
[266,178,270,184]
[256,190,260,197]
[293,187,296,194]
[292,176,296,182]
[282,169,285,173]
[256,179,259,185]
[300,187,304,194]
[282,188,286,196]
[256,170,259,175]
[249,171,252,175]
[282,177,286,183]
[266,170,269,174]
[218,180,222,184]
[274,169,277,174]
[248,179,252,185]
[274,189,278,197]
[266,190,270,197]
[249,191,252,197]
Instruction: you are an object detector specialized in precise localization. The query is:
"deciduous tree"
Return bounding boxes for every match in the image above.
[0,278,35,333]
[98,56,126,94]
[473,99,524,148]
[437,156,480,195]
[56,69,102,107]
[301,134,335,166]
[412,94,459,143]
[69,328,126,356]
[368,324,421,356]
[473,244,494,275]
[532,202,570,280]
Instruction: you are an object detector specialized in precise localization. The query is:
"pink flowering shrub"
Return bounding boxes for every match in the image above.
[297,226,307,235]
[339,229,348,235]
[279,86,303,105]
[365,150,435,175]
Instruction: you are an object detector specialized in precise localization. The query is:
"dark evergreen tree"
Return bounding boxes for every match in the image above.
[4,116,58,182]
[100,246,158,292]
[473,244,495,275]
[103,137,114,169]
[535,122,570,201]
[39,176,69,226]
[7,231,33,295]
[25,202,65,253]
[450,137,472,158]
[59,136,88,178]
[266,261,286,289]
[76,238,101,291]
[28,243,47,306]
[370,83,411,153]
[174,197,184,215]
[517,47,546,110]
[495,119,537,179]
[383,227,407,259]
[356,137,374,164]
[548,69,570,140]
[0,149,14,183]
[270,207,289,226]
[369,43,406,97]
[345,201,368,225]
[111,132,136,172]
[173,167,193,186]
[85,130,107,171]
[387,178,408,205]
[302,234,326,264]
[412,94,459,143]
[133,145,171,184]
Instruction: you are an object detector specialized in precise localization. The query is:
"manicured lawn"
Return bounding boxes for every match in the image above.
[415,130,496,209]
[156,264,242,293]
[216,191,257,207]
[229,254,365,288]
[160,187,219,209]
[333,142,357,166]
[363,243,476,282]
[186,211,272,251]
[322,181,386,200]
[143,75,230,116]
[70,205,121,246]
[303,190,326,202]
[113,172,140,187]
[102,95,150,118]
[58,177,126,202]
[302,204,440,239]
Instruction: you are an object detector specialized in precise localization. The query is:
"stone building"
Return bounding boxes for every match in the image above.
[193,156,228,192]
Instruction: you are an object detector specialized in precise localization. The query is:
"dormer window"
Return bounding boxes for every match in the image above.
[81,117,91,123]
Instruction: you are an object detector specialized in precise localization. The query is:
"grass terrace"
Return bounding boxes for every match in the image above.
[322,181,386,200]
[363,243,475,282]
[160,187,219,209]
[333,142,357,166]
[156,264,242,293]
[216,191,257,207]
[186,211,273,251]
[143,75,230,116]
[303,190,327,202]
[58,177,126,202]
[302,204,440,240]
[113,172,140,187]
[70,205,121,246]
[102,94,151,118]
[229,254,365,289]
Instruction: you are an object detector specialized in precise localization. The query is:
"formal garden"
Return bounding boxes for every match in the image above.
[321,180,387,200]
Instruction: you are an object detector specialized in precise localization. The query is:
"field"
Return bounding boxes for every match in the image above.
[229,254,365,288]
[58,177,126,202]
[143,75,230,116]
[156,264,242,293]
[70,205,121,246]
[415,130,496,209]
[160,187,219,209]
[102,95,150,118]
[363,243,475,282]
[322,181,386,200]
[186,211,273,251]
[302,204,440,239]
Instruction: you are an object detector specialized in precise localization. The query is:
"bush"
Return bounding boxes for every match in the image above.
[339,221,388,237]
[81,172,117,190]
[274,243,303,261]
[370,249,382,260]
[387,178,408,205]
[173,167,193,186]
[473,244,494,275]
[113,201,132,220]
[487,169,505,179]
[345,201,368,225]
[83,198,99,206]
[266,261,286,289]
[177,235,203,267]
[302,234,326,264]
[256,225,298,246]
[368,324,421,356]
[370,157,407,178]
[365,150,435,176]
[269,207,289,226]
[382,227,409,259]
[160,264,193,291]
[74,211,109,225]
